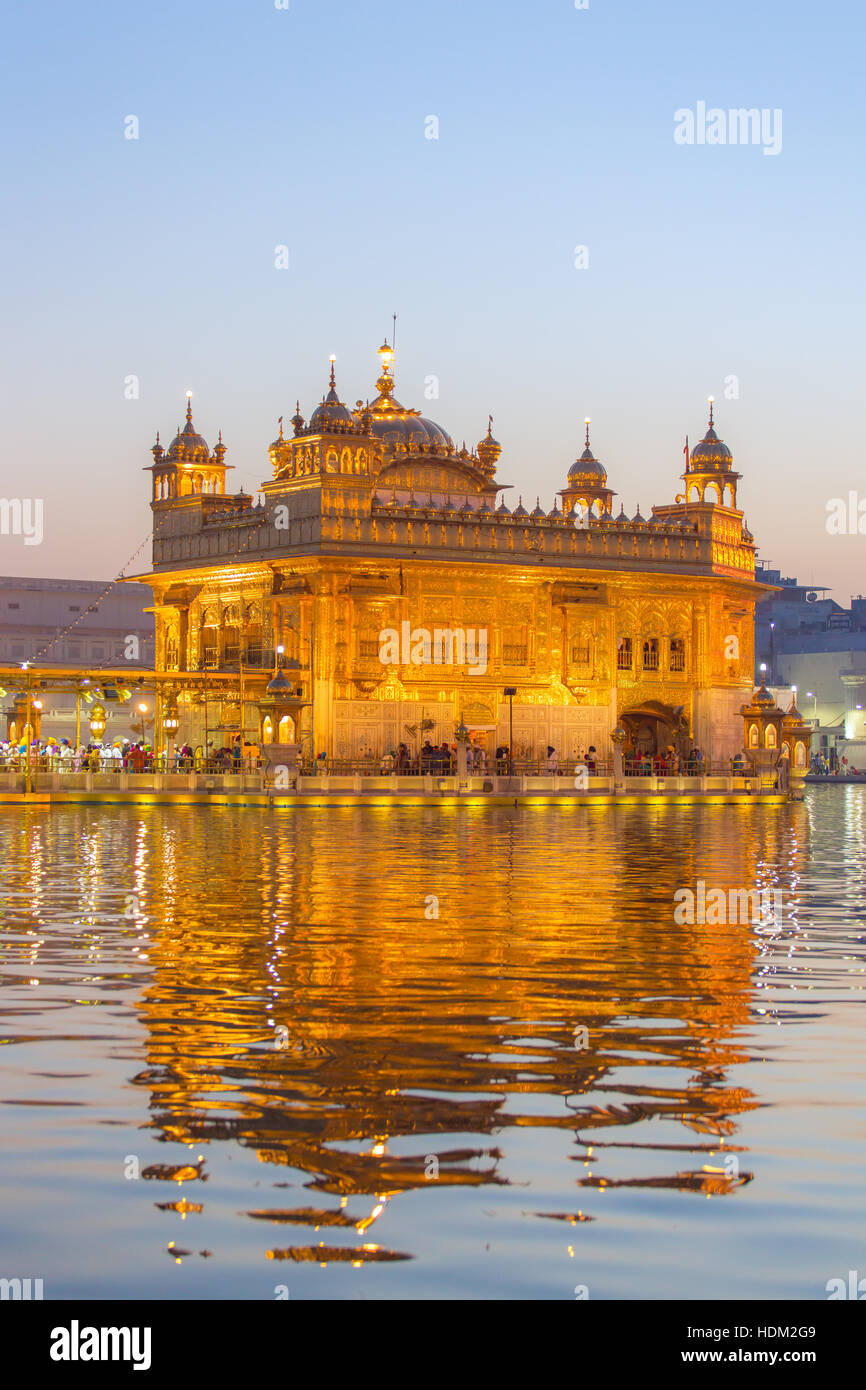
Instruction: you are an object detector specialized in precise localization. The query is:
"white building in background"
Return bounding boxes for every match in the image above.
[0,576,155,743]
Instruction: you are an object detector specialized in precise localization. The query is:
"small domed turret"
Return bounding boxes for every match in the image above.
[166,395,210,461]
[568,419,607,486]
[477,416,502,473]
[309,358,353,430]
[689,399,733,471]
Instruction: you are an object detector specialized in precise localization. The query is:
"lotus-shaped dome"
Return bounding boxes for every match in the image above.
[167,398,210,461]
[309,361,354,430]
[690,404,733,471]
[367,413,453,449]
[567,420,607,485]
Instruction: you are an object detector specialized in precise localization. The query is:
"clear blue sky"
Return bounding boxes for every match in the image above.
[1,0,863,598]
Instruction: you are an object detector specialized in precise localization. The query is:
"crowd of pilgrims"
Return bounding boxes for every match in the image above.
[4,734,731,778]
[0,738,242,772]
[379,742,601,775]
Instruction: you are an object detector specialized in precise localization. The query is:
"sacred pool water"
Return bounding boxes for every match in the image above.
[1,790,863,1299]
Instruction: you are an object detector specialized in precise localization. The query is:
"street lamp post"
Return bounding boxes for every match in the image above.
[769,622,776,684]
[504,686,516,774]
[137,702,148,744]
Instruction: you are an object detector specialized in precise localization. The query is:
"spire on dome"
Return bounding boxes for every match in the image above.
[309,361,353,430]
[375,339,396,402]
[687,398,735,476]
[166,395,210,460]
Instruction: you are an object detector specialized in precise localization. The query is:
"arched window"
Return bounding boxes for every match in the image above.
[165,626,179,670]
[262,715,273,744]
[766,725,777,749]
[278,714,295,742]
[749,723,759,748]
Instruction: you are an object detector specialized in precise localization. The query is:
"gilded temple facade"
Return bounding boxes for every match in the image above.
[135,345,768,764]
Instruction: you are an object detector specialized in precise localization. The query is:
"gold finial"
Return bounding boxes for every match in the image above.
[487,413,494,438]
[185,392,193,425]
[584,417,591,448]
[277,416,283,440]
[329,354,336,390]
[708,396,715,427]
[376,340,395,400]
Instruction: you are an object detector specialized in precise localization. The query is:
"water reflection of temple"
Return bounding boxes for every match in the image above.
[108,800,812,1255]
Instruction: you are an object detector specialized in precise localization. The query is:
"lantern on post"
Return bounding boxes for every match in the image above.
[163,695,180,762]
[89,702,107,741]
[781,693,813,798]
[740,667,784,792]
[258,664,310,786]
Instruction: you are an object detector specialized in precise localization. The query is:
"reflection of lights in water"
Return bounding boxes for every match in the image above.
[11,798,852,1287]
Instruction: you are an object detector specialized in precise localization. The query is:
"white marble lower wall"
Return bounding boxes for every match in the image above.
[332,699,611,760]
[693,686,752,762]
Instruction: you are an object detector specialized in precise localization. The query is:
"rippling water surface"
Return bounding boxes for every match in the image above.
[1,791,864,1300]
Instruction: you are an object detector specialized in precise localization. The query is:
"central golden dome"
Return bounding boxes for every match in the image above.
[360,341,453,449]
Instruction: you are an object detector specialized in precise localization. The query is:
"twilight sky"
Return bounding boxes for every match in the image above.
[1,0,863,599]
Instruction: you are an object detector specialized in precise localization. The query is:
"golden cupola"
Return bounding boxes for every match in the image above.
[166,395,211,463]
[683,399,741,507]
[476,417,502,476]
[360,340,454,449]
[145,394,231,504]
[559,418,616,519]
[308,358,355,432]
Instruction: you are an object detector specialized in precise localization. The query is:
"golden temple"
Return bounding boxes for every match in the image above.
[137,342,767,764]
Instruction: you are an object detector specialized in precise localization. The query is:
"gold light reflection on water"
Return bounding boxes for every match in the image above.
[2,793,865,1285]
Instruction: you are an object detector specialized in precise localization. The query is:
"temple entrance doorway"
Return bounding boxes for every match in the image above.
[467,725,496,755]
[619,700,690,758]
